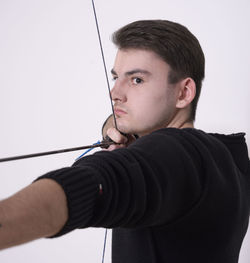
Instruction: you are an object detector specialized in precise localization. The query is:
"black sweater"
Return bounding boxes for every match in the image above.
[38,128,250,263]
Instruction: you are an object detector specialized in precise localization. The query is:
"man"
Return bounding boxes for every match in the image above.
[0,20,250,263]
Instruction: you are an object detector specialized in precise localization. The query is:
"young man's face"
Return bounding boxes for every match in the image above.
[111,49,179,136]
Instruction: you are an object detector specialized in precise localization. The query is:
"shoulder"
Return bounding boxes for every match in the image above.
[128,127,207,153]
[121,128,207,169]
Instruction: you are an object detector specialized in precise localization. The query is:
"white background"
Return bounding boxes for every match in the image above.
[0,0,249,262]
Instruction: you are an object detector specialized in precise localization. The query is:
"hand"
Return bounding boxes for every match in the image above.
[104,128,136,151]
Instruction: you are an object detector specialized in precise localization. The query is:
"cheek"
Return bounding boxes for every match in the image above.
[132,92,169,122]
[137,88,177,128]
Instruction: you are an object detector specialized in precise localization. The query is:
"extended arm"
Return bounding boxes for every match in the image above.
[0,116,125,250]
[0,128,203,249]
[0,179,68,250]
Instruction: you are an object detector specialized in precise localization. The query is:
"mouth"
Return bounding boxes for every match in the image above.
[114,107,127,116]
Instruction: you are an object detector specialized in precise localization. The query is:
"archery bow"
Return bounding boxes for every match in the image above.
[0,0,117,163]
[0,1,113,262]
[92,1,114,262]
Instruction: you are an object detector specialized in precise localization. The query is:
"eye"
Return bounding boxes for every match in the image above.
[112,76,118,82]
[132,77,143,85]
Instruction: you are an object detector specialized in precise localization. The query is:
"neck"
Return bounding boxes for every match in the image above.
[166,107,194,129]
[174,121,194,129]
[137,109,194,137]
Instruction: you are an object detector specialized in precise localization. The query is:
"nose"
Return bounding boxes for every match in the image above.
[111,79,127,103]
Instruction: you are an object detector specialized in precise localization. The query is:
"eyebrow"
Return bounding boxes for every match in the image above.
[111,68,151,76]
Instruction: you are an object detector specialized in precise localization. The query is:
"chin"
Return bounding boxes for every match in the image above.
[117,120,152,136]
[118,127,132,135]
[117,123,135,135]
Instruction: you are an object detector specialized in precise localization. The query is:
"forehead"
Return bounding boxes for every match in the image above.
[113,48,170,74]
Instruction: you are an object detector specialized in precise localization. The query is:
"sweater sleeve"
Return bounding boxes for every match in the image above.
[37,128,204,237]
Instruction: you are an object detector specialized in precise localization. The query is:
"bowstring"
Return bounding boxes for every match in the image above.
[91,0,118,130]
[91,0,115,262]
[101,229,108,263]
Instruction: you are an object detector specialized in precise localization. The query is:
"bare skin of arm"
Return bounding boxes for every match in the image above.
[0,179,68,250]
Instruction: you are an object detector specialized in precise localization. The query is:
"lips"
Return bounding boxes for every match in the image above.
[114,107,127,116]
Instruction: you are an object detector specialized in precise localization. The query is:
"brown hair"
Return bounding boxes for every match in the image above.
[112,20,205,121]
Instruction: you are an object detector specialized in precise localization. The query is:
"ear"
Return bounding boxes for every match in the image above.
[176,78,196,109]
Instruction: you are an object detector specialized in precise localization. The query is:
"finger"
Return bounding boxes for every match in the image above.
[102,144,126,151]
[107,128,128,144]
